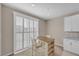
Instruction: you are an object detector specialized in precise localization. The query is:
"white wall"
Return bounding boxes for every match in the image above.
[1,5,13,55]
[47,18,64,46]
[39,20,46,36]
[0,4,1,55]
[46,18,64,55]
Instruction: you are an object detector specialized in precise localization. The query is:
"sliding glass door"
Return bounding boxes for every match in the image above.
[24,18,30,48]
[14,12,39,53]
[34,21,39,39]
[29,20,34,47]
[15,16,23,51]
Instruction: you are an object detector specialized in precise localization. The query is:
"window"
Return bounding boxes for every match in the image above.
[14,12,39,52]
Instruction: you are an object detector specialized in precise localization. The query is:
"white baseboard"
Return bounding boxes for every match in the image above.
[14,48,31,54]
[2,52,13,56]
[2,48,32,55]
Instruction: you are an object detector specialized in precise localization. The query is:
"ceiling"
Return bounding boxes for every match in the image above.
[2,3,79,20]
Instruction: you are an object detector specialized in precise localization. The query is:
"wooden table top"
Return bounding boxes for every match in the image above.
[38,36,54,43]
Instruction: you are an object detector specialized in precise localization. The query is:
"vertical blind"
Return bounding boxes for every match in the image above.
[14,13,39,52]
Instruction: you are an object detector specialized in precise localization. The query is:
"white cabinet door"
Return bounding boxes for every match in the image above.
[64,39,79,55]
[64,14,79,32]
[64,16,72,31]
[72,15,79,31]
[63,39,72,51]
[71,40,79,55]
[64,39,78,54]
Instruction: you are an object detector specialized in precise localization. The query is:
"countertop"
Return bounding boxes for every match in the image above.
[64,37,79,41]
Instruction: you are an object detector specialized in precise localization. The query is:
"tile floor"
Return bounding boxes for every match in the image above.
[14,45,78,56]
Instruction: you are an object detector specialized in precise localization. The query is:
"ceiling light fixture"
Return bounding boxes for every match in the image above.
[32,4,35,7]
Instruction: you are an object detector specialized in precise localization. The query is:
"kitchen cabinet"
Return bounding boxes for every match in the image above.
[63,39,72,51]
[72,15,79,31]
[71,40,79,54]
[64,38,79,55]
[64,14,79,32]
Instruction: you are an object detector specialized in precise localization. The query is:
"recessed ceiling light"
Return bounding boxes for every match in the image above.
[32,4,35,7]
